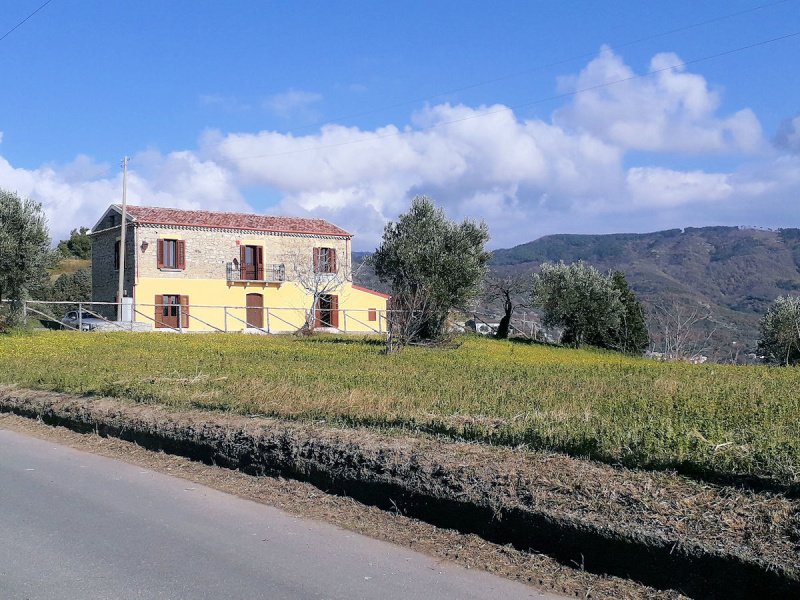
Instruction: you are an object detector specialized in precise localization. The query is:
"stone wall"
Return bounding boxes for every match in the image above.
[91,227,135,318]
[135,225,351,282]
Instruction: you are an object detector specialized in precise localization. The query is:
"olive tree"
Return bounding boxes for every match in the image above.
[592,271,649,354]
[758,295,800,366]
[532,261,623,349]
[371,196,490,349]
[0,190,50,325]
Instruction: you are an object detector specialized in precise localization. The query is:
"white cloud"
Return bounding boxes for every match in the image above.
[555,46,763,154]
[199,94,252,112]
[1,47,798,248]
[263,89,323,118]
[775,114,800,153]
[626,167,732,208]
[0,151,247,243]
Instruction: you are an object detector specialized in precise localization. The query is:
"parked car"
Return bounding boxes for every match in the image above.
[60,311,107,331]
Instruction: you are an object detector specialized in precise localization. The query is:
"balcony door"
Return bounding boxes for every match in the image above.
[240,245,264,281]
[246,293,264,329]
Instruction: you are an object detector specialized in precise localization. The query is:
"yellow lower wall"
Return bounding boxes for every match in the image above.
[133,278,388,333]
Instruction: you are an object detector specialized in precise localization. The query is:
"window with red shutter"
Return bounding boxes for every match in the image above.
[158,239,181,269]
[176,240,186,270]
[313,247,321,273]
[328,248,337,273]
[368,309,377,322]
[314,247,335,273]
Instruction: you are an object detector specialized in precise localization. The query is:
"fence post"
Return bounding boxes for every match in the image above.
[178,305,183,333]
[78,303,83,332]
[342,309,347,333]
[224,307,228,333]
[22,301,28,327]
[265,307,270,333]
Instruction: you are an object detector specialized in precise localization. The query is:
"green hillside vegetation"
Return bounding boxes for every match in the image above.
[49,257,90,281]
[490,226,800,355]
[1,331,798,488]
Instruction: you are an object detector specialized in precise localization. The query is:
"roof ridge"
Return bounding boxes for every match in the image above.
[120,204,329,222]
[113,204,352,237]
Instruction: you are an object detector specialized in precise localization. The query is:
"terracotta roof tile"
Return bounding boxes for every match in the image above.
[120,205,351,237]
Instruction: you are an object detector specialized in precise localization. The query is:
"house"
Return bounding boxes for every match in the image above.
[465,318,501,336]
[90,205,389,333]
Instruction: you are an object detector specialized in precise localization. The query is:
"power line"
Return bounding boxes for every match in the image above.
[224,29,800,161]
[0,0,55,44]
[274,0,796,138]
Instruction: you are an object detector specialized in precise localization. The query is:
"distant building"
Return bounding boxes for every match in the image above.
[465,318,500,336]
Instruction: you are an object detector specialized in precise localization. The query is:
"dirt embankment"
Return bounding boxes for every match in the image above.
[1,386,798,599]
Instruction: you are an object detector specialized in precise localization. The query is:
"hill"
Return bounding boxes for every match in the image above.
[490,226,800,357]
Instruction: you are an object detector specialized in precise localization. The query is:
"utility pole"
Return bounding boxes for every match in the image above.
[117,156,129,321]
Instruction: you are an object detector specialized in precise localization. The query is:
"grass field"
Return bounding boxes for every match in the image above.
[1,330,798,486]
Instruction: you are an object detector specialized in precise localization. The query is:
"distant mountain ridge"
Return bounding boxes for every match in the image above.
[490,226,800,353]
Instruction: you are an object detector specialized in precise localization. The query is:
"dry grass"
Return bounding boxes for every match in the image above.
[1,330,799,485]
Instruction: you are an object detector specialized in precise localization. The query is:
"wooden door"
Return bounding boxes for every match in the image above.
[241,245,264,281]
[246,293,263,329]
[157,294,181,329]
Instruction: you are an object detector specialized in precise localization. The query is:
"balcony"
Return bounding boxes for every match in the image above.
[226,262,286,283]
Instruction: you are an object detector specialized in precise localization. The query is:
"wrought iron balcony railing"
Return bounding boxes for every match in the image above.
[226,262,286,283]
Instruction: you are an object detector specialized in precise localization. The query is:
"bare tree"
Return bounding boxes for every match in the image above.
[283,247,351,333]
[482,272,528,339]
[647,300,720,362]
[384,281,435,353]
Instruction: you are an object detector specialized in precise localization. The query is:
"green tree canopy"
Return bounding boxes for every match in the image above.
[56,227,92,259]
[532,262,648,353]
[586,271,650,354]
[371,196,490,344]
[758,295,800,366]
[0,190,50,324]
[50,267,92,304]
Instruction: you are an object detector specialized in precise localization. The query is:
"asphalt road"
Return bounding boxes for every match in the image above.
[0,429,558,600]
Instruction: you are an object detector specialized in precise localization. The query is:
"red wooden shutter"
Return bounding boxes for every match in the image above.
[368,308,377,322]
[312,247,320,273]
[256,246,264,279]
[239,245,247,279]
[330,295,339,328]
[328,248,337,273]
[180,295,190,328]
[154,295,164,328]
[314,298,322,329]
[177,240,186,270]
[157,240,164,269]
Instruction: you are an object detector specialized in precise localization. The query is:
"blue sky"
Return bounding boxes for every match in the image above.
[1,0,799,248]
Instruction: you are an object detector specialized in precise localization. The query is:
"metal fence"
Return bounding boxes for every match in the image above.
[16,299,391,335]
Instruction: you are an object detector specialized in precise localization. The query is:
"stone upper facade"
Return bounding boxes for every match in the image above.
[135,225,350,281]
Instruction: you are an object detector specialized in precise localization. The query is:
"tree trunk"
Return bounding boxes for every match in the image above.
[495,296,512,339]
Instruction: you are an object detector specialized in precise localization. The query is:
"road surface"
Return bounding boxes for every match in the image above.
[0,428,558,599]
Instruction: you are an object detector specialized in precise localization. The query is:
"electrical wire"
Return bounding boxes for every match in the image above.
[0,0,55,44]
